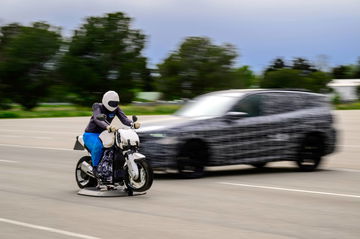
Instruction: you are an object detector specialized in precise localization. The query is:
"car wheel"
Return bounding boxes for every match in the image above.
[177,141,207,179]
[297,135,323,171]
[251,162,267,168]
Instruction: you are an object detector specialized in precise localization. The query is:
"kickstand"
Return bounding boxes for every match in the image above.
[126,188,133,196]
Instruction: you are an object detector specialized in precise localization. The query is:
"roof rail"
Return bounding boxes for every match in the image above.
[268,88,313,92]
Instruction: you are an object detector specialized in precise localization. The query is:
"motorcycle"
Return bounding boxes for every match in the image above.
[73,114,153,196]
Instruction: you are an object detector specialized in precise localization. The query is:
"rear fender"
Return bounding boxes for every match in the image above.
[300,131,326,155]
[73,136,85,150]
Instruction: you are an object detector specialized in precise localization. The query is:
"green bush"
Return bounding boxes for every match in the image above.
[0,104,181,118]
[332,93,341,105]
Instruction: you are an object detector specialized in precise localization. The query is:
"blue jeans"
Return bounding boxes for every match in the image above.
[83,132,103,166]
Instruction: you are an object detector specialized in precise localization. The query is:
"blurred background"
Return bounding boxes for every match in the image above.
[1,1,360,239]
[0,0,359,117]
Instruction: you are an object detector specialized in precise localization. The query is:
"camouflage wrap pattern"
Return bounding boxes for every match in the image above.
[137,90,337,169]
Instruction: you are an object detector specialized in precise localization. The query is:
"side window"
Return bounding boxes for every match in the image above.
[262,93,296,115]
[289,93,304,110]
[302,94,328,108]
[232,94,262,117]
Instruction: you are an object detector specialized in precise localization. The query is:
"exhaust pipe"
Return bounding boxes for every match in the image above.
[81,161,95,178]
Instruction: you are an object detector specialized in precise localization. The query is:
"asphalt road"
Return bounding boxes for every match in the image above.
[0,111,359,239]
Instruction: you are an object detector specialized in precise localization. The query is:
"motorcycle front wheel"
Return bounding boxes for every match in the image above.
[124,159,153,192]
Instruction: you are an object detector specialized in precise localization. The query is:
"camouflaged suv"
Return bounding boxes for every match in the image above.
[137,89,337,178]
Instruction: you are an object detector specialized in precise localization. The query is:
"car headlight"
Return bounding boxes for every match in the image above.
[155,137,178,145]
[148,133,177,145]
[149,133,167,138]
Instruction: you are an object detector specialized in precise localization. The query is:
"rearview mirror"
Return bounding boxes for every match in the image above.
[96,114,106,121]
[132,115,138,122]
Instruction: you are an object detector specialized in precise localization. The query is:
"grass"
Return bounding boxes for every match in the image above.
[1,101,359,118]
[335,101,360,110]
[0,104,182,119]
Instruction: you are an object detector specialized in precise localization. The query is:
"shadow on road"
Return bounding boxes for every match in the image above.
[154,166,331,180]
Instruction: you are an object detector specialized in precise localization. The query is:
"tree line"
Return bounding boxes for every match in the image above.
[0,12,359,110]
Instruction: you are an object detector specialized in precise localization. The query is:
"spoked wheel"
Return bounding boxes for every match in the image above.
[177,141,207,179]
[75,156,97,188]
[297,135,323,171]
[124,159,153,192]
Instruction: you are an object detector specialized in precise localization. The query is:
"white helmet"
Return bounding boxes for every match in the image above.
[102,91,119,111]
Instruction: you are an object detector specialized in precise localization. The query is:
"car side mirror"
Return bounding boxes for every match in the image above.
[132,115,138,122]
[96,114,106,121]
[225,111,248,120]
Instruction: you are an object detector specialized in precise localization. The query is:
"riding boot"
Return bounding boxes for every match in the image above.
[93,166,99,178]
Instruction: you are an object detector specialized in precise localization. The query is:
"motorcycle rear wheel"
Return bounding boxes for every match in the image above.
[124,158,153,192]
[75,156,97,188]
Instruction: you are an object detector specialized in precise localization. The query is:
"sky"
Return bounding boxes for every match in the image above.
[1,0,359,72]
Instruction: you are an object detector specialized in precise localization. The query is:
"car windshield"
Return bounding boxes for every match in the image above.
[175,94,241,117]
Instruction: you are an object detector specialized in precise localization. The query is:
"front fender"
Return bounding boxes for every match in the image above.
[133,152,146,160]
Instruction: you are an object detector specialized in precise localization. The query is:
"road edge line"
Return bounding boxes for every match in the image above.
[0,143,72,151]
[218,182,360,199]
[0,217,101,239]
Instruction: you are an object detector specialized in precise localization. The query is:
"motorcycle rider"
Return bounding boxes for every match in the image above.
[83,91,141,171]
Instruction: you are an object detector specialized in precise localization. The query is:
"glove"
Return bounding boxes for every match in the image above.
[106,125,117,132]
[133,122,141,129]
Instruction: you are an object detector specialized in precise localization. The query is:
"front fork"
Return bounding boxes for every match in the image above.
[124,151,146,181]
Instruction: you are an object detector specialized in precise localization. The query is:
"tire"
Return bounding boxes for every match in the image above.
[124,159,153,192]
[75,156,97,188]
[177,141,207,179]
[251,162,267,168]
[296,135,323,171]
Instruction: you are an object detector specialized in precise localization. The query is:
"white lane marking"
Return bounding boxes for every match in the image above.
[338,144,359,148]
[336,168,360,173]
[219,182,360,199]
[0,135,53,140]
[0,116,171,134]
[33,136,53,140]
[0,143,72,151]
[0,159,18,163]
[0,129,77,135]
[0,217,101,239]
